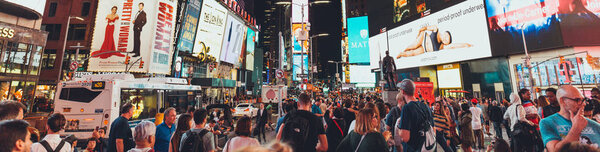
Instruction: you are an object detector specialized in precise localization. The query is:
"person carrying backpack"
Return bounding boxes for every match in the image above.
[179,109,215,152]
[396,79,437,152]
[276,93,328,152]
[31,113,72,152]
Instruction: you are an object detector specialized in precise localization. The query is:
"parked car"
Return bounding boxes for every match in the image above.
[233,103,258,118]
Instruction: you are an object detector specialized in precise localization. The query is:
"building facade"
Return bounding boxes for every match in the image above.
[0,1,49,111]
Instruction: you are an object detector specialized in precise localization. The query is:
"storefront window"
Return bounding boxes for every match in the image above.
[515,57,600,88]
[10,81,25,102]
[0,81,9,100]
[4,43,30,74]
[30,46,43,75]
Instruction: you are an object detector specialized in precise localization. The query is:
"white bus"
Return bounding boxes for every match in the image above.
[54,74,202,138]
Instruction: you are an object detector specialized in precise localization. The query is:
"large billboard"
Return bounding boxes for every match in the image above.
[89,0,177,74]
[292,54,308,81]
[292,24,309,54]
[176,0,203,53]
[193,0,227,62]
[292,0,309,23]
[246,28,256,70]
[378,0,491,69]
[220,14,247,65]
[347,16,370,64]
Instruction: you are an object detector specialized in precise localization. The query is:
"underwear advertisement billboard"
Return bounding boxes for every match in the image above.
[220,14,247,65]
[88,0,177,74]
[382,0,491,69]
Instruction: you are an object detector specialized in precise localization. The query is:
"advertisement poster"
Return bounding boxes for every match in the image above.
[220,14,247,65]
[194,0,227,62]
[486,0,564,55]
[292,0,308,23]
[176,0,203,53]
[292,24,309,54]
[237,29,247,68]
[556,0,600,45]
[89,0,177,74]
[382,0,491,69]
[246,28,256,70]
[292,54,308,81]
[347,16,370,64]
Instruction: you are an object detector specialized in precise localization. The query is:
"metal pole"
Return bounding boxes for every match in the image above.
[521,26,536,98]
[300,4,305,84]
[74,42,81,72]
[59,17,72,80]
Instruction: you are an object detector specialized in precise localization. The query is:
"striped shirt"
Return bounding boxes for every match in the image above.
[433,111,450,137]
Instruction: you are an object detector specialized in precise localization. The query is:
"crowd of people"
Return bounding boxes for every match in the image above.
[2,78,600,152]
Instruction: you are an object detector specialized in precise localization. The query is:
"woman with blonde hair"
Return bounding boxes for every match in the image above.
[336,108,390,152]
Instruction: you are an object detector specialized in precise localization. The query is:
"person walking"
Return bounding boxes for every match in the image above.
[488,101,504,139]
[169,113,192,152]
[222,116,259,152]
[0,120,33,152]
[276,93,328,152]
[459,103,474,152]
[325,108,346,152]
[179,109,215,152]
[542,88,560,118]
[255,103,268,143]
[396,79,436,151]
[155,108,176,152]
[336,108,390,152]
[108,103,136,152]
[470,102,485,151]
[432,101,454,152]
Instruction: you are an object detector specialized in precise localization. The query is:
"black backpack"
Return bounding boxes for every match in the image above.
[511,105,544,151]
[39,139,66,152]
[179,129,210,152]
[281,111,312,151]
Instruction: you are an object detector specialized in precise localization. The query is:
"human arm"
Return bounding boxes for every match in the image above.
[441,43,473,50]
[116,139,124,152]
[517,106,534,125]
[399,129,410,142]
[316,134,328,152]
[276,123,284,140]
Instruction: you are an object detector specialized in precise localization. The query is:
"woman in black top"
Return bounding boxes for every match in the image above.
[336,108,390,152]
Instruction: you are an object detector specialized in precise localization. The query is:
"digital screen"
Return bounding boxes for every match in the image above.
[292,24,309,54]
[194,0,228,62]
[347,16,370,64]
[220,14,247,64]
[375,0,492,69]
[176,0,203,54]
[292,0,309,23]
[292,54,308,81]
[245,28,256,70]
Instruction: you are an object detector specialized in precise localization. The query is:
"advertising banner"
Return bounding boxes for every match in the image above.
[292,0,309,23]
[176,0,203,53]
[194,0,228,62]
[220,14,247,64]
[89,0,177,74]
[246,28,256,70]
[292,24,309,54]
[292,54,308,81]
[380,0,491,69]
[347,16,370,64]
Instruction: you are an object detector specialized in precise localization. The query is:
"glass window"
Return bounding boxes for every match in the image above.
[0,81,9,100]
[67,24,86,40]
[10,81,24,102]
[6,43,30,74]
[48,2,57,17]
[121,89,159,121]
[81,2,91,17]
[42,49,56,69]
[58,88,102,103]
[42,24,62,41]
[30,46,43,75]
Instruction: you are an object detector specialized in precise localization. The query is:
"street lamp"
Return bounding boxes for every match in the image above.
[59,16,84,80]
[309,33,329,85]
[328,60,342,89]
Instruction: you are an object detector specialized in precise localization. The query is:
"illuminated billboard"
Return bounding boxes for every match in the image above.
[292,54,308,81]
[176,0,203,53]
[194,0,228,62]
[220,14,247,65]
[246,28,256,70]
[347,16,370,64]
[292,0,309,23]
[88,0,177,74]
[292,24,309,54]
[374,0,492,69]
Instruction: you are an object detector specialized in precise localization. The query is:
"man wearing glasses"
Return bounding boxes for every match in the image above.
[540,85,600,152]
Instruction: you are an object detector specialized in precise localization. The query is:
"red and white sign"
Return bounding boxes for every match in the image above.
[69,62,78,70]
[276,70,284,78]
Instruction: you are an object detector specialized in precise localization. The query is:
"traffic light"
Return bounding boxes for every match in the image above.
[139,60,144,68]
[125,56,131,65]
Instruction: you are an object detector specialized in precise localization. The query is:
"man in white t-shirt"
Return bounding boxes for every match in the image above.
[470,102,484,151]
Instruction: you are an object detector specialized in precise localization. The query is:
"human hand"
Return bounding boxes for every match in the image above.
[383,131,392,141]
[570,106,588,132]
